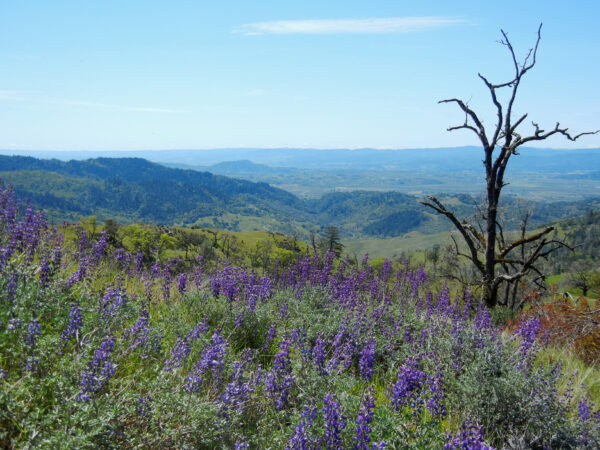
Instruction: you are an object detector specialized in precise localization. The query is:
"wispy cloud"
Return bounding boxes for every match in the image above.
[0,91,184,113]
[233,17,462,36]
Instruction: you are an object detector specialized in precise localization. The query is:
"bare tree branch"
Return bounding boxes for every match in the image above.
[438,98,491,149]
[421,196,484,273]
[497,226,554,259]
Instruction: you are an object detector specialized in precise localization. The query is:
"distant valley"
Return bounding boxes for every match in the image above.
[1,154,598,243]
[4,147,600,200]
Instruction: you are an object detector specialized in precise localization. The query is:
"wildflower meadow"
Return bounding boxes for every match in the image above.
[0,184,599,448]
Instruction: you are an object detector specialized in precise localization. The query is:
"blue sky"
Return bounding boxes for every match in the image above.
[1,0,599,150]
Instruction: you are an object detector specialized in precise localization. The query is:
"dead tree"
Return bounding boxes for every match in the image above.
[422,24,598,309]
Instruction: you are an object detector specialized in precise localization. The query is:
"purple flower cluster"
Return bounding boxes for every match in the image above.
[359,338,376,381]
[388,359,447,420]
[137,395,153,417]
[67,229,90,286]
[163,318,208,371]
[122,308,162,358]
[388,360,427,413]
[59,302,83,351]
[265,336,296,410]
[444,417,494,450]
[24,319,41,371]
[354,390,376,449]
[323,392,346,449]
[312,337,327,376]
[220,360,251,413]
[185,331,228,393]
[99,278,128,318]
[515,316,541,370]
[77,336,117,402]
[177,273,187,294]
[210,265,273,313]
[287,405,317,450]
[91,232,108,267]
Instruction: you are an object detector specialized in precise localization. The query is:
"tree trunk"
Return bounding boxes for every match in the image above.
[483,180,499,308]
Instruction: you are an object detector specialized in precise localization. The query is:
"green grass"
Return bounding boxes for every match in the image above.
[344,231,449,260]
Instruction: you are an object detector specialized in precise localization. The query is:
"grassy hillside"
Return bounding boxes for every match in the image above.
[2,184,600,448]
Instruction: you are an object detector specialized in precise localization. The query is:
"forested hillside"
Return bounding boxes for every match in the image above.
[1,155,599,240]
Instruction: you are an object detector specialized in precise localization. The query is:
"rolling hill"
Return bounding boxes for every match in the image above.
[1,155,598,239]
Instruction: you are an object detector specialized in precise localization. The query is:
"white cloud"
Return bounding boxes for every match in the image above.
[0,91,184,113]
[233,17,462,36]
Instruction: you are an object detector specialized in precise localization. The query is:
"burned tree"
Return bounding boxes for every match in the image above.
[422,24,598,309]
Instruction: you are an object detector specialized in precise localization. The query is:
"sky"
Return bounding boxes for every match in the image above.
[1,0,599,151]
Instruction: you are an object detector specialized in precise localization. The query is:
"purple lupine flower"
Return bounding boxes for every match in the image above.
[426,372,446,419]
[187,318,209,341]
[265,336,296,410]
[234,438,249,449]
[144,281,153,303]
[579,397,591,422]
[68,230,90,286]
[515,316,541,370]
[462,290,473,320]
[113,248,132,270]
[163,337,191,372]
[151,259,161,278]
[287,405,317,450]
[59,302,83,352]
[359,338,376,381]
[323,393,346,450]
[38,254,52,287]
[291,328,311,362]
[185,331,228,393]
[328,326,356,373]
[91,232,108,266]
[137,395,153,417]
[77,336,117,402]
[24,319,41,371]
[273,336,294,377]
[163,319,208,371]
[122,309,162,358]
[425,291,434,320]
[436,284,451,317]
[193,256,204,288]
[474,306,493,334]
[135,252,145,273]
[8,317,21,331]
[361,253,370,269]
[5,272,17,303]
[99,279,128,318]
[25,318,41,346]
[312,337,327,376]
[354,389,376,449]
[381,259,392,284]
[388,360,427,414]
[279,302,289,319]
[263,324,277,350]
[444,417,493,450]
[177,273,187,294]
[221,360,251,413]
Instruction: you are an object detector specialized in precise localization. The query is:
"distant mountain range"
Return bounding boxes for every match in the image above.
[1,155,599,239]
[3,146,600,172]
